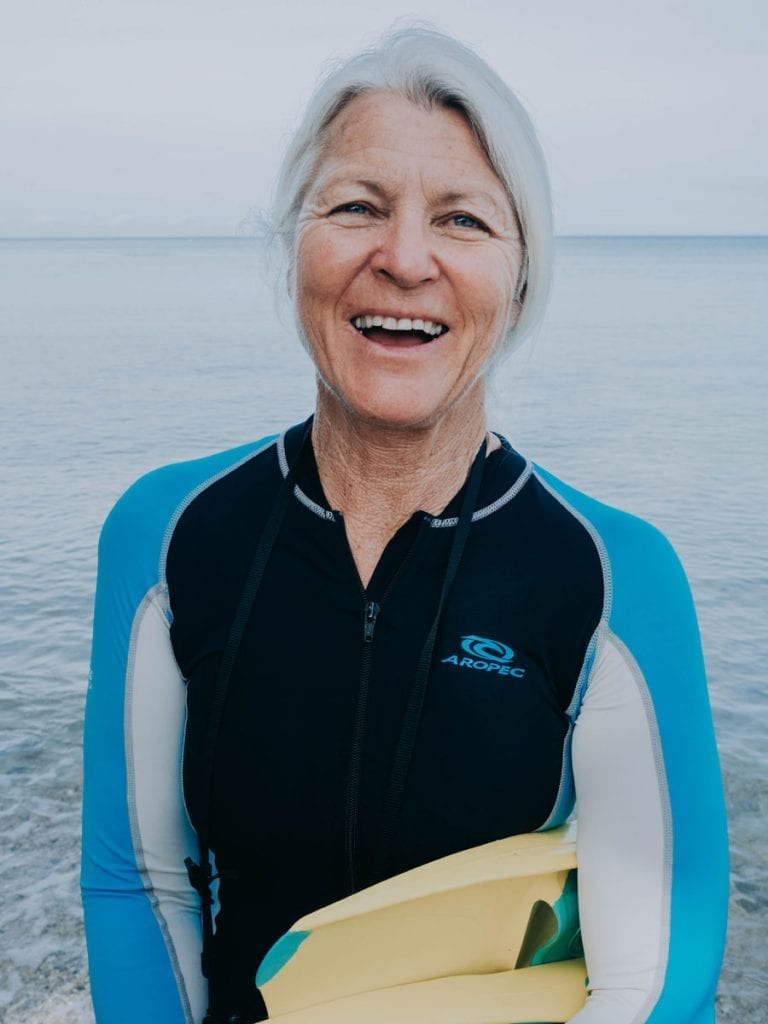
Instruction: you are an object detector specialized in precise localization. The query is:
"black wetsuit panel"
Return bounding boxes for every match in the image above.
[167,421,603,1018]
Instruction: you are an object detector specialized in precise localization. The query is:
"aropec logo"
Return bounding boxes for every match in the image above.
[441,635,526,678]
[461,636,513,662]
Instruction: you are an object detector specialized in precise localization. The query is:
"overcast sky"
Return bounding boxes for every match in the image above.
[2,0,766,236]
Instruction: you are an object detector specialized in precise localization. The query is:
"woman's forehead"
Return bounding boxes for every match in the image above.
[312,92,512,212]
[325,91,479,158]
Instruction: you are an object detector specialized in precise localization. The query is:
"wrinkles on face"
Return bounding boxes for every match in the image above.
[293,92,523,434]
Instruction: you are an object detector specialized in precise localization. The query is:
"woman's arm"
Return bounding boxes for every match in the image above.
[81,474,207,1024]
[568,519,729,1024]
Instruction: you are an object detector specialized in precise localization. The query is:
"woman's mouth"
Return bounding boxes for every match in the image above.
[351,314,448,346]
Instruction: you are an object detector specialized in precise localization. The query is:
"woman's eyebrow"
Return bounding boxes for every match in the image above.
[352,178,390,198]
[318,176,391,200]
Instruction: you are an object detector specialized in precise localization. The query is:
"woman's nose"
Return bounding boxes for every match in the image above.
[370,214,438,288]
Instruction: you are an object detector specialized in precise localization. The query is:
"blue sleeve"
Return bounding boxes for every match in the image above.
[537,469,729,1024]
[81,439,274,1024]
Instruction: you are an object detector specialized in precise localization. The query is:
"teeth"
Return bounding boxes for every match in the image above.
[352,315,447,336]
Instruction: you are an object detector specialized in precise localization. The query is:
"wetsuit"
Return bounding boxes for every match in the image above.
[81,420,729,1024]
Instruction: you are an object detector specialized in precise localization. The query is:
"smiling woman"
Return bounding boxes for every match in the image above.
[295,93,523,443]
[81,23,728,1024]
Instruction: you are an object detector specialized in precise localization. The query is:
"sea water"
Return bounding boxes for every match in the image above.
[1,236,766,1021]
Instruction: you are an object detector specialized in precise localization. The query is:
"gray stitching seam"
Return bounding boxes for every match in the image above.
[537,622,607,832]
[527,469,613,835]
[531,469,671,1018]
[179,696,197,849]
[277,429,336,522]
[606,629,673,1024]
[158,436,279,585]
[278,434,530,526]
[536,725,575,832]
[430,459,534,527]
[531,469,614,623]
[124,586,194,1024]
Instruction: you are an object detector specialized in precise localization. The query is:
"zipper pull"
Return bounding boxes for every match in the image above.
[363,601,380,643]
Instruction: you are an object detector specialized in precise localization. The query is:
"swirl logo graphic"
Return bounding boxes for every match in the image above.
[460,635,514,663]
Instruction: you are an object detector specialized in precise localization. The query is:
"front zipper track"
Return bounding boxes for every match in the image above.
[342,516,431,894]
[344,600,379,892]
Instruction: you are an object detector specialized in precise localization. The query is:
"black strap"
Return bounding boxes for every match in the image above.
[185,419,313,981]
[375,436,488,878]
[186,423,487,979]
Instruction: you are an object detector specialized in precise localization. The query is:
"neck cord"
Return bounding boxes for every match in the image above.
[185,424,487,982]
[185,418,313,983]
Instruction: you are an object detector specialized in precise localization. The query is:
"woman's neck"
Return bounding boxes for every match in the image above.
[312,383,495,586]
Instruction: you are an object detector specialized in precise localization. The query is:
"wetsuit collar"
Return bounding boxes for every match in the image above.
[277,418,532,526]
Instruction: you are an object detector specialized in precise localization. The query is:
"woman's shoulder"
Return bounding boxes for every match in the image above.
[98,434,279,567]
[494,439,670,561]
[530,461,679,557]
[526,462,700,665]
[527,461,692,610]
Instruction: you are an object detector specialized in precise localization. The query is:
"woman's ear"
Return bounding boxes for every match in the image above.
[513,247,528,307]
[509,273,526,328]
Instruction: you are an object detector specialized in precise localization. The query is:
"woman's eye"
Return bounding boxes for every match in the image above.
[449,213,487,231]
[331,202,371,216]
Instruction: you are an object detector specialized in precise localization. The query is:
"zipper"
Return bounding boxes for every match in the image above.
[363,600,380,642]
[343,516,431,894]
[344,600,379,892]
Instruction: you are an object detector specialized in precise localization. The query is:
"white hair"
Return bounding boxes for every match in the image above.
[269,24,553,357]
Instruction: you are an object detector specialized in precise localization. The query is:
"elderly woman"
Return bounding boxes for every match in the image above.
[81,25,728,1024]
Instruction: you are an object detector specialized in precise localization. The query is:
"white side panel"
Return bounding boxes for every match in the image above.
[568,632,670,1024]
[125,587,207,1024]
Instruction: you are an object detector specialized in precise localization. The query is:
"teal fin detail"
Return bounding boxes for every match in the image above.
[531,870,583,966]
[513,872,584,1024]
[255,929,311,987]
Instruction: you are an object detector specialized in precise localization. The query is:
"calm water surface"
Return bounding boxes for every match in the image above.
[1,237,766,1021]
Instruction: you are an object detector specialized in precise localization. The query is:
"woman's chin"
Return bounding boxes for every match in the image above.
[352,405,444,433]
[319,376,483,436]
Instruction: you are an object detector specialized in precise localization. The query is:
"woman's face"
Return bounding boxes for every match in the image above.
[294,91,523,431]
